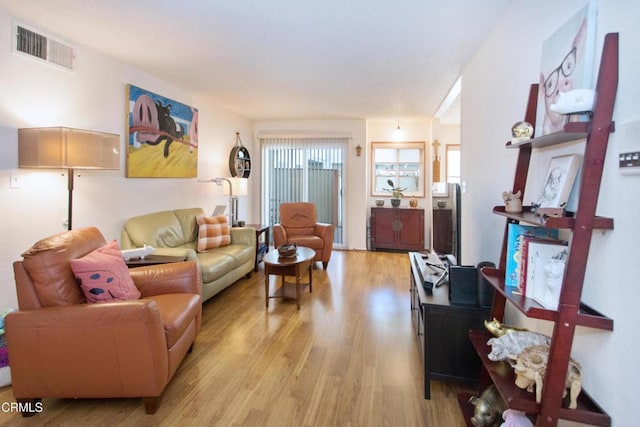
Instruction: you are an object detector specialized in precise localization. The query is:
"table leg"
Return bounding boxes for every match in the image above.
[295,269,301,310]
[308,262,313,293]
[264,269,269,308]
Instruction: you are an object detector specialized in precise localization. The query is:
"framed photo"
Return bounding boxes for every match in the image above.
[536,154,581,209]
[524,239,568,310]
[535,1,597,136]
[126,84,199,178]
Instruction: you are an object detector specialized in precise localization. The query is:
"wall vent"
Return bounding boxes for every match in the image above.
[13,22,75,70]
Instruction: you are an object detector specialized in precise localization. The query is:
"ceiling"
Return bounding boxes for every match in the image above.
[2,0,509,122]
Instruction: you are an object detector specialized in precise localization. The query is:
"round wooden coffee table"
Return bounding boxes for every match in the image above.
[263,246,315,310]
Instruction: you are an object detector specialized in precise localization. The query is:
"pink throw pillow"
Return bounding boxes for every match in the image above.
[70,240,141,303]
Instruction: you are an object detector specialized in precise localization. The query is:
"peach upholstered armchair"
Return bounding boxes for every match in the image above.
[5,227,202,415]
[273,202,335,268]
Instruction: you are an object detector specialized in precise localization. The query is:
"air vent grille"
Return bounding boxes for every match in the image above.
[49,39,74,69]
[14,23,74,70]
[16,25,47,60]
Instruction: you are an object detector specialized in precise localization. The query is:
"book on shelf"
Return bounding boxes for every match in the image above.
[518,235,537,296]
[505,223,559,292]
[523,239,569,310]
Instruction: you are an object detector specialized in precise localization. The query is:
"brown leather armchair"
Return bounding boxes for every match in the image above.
[273,202,335,268]
[6,227,202,415]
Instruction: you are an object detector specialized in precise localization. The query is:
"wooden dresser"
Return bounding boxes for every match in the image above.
[370,207,424,251]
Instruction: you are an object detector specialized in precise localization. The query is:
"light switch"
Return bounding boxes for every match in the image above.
[10,171,23,188]
[619,151,640,175]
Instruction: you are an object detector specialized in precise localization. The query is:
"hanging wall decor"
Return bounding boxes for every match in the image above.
[535,1,597,136]
[126,84,198,178]
[229,132,251,178]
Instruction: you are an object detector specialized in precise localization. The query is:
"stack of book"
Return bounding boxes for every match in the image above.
[505,223,568,310]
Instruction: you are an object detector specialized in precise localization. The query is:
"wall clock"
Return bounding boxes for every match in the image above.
[229,132,250,178]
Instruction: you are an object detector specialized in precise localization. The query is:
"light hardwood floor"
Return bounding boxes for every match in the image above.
[0,250,471,426]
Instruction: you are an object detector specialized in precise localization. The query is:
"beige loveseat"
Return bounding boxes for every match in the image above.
[121,208,255,303]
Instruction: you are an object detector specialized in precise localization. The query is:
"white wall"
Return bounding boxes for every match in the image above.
[462,0,640,425]
[253,119,367,249]
[0,7,253,309]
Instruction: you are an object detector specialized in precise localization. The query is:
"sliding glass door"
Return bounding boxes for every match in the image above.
[261,137,347,248]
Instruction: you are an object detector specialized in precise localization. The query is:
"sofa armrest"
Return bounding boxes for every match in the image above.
[5,302,168,398]
[121,229,135,249]
[315,223,335,244]
[152,246,198,261]
[273,224,287,247]
[230,227,257,249]
[6,300,164,329]
[130,260,202,298]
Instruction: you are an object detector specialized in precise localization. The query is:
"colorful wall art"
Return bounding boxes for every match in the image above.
[535,1,597,136]
[126,84,198,177]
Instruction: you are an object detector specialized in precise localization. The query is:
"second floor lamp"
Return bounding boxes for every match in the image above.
[18,127,120,230]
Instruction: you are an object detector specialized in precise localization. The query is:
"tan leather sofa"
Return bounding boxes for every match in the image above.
[273,202,335,268]
[6,227,201,415]
[121,208,256,302]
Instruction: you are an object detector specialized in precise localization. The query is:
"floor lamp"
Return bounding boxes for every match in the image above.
[214,177,248,226]
[18,127,120,230]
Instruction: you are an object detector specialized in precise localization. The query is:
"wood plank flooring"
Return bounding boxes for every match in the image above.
[0,250,471,426]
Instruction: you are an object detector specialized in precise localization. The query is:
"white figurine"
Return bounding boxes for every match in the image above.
[487,330,550,363]
[502,190,523,214]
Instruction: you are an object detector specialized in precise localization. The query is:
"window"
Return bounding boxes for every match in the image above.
[261,136,347,248]
[371,141,425,197]
[445,144,460,184]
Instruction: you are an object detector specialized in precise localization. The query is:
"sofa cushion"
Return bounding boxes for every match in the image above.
[21,227,107,307]
[123,211,188,248]
[173,208,203,243]
[288,235,324,250]
[212,243,255,266]
[145,293,201,348]
[71,240,142,303]
[196,215,231,251]
[196,252,236,283]
[280,203,318,228]
[287,227,317,237]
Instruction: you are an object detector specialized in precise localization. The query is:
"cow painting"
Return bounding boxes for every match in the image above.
[126,84,198,178]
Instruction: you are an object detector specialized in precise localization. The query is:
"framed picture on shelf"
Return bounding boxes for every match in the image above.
[536,154,581,209]
[524,239,568,310]
[535,1,597,136]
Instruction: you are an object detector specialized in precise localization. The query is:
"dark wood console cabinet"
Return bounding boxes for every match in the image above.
[410,252,488,399]
[370,207,424,251]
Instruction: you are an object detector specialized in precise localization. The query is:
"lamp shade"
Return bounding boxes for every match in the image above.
[222,177,248,196]
[18,127,120,170]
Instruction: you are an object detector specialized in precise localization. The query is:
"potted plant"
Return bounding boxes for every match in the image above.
[384,179,406,207]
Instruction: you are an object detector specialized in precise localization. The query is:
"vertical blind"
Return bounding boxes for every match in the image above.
[261,136,347,247]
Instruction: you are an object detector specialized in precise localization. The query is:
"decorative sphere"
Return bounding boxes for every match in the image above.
[511,121,534,138]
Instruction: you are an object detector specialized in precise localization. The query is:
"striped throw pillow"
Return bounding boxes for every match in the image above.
[196,215,231,251]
